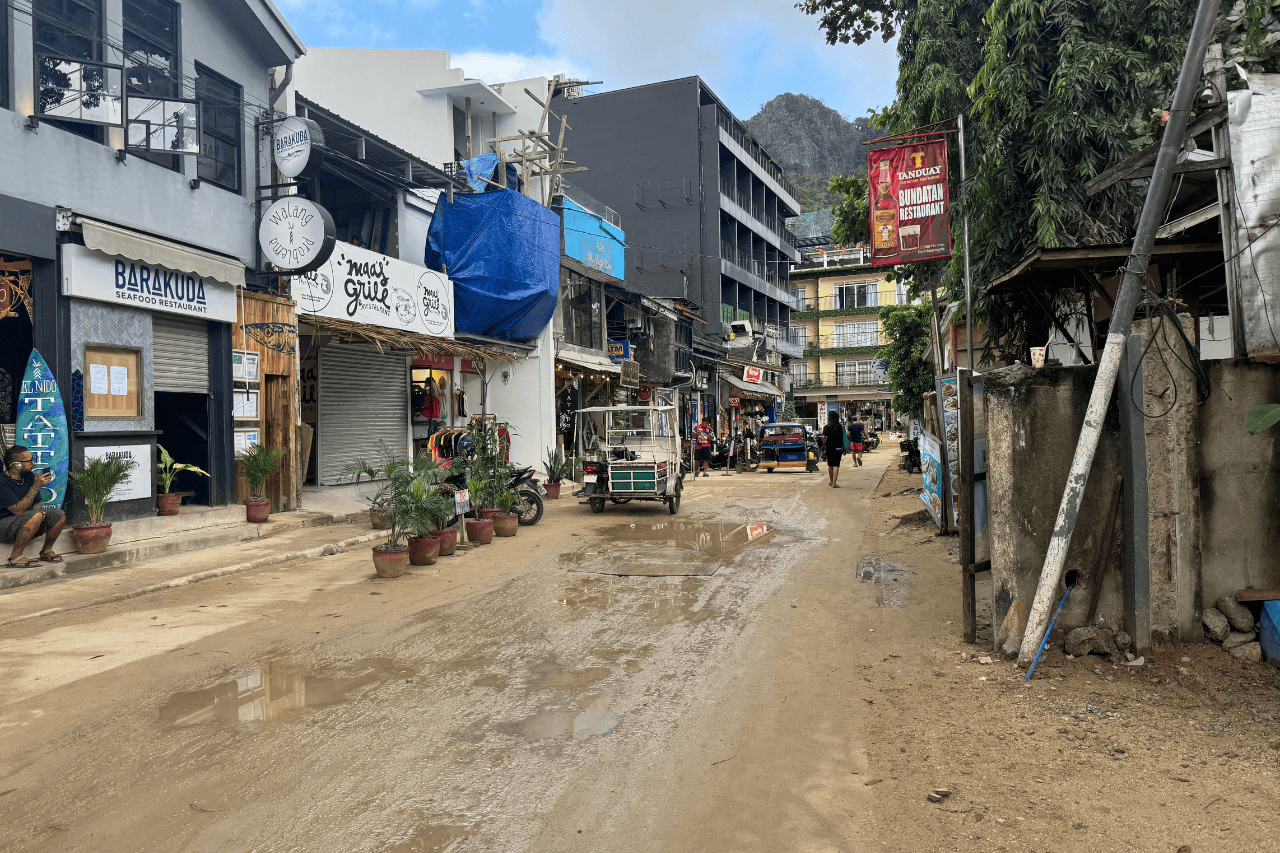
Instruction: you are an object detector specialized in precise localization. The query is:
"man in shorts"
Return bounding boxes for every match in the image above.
[849,420,866,467]
[692,417,713,478]
[1,445,67,568]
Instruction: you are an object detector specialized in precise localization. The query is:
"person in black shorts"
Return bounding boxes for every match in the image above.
[821,412,844,488]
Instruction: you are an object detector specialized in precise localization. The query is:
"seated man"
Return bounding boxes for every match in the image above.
[1,445,66,568]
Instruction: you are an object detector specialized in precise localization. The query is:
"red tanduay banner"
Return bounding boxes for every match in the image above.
[868,139,952,267]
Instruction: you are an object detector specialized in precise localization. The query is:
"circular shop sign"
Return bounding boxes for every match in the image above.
[274,116,324,179]
[417,271,451,336]
[259,198,336,272]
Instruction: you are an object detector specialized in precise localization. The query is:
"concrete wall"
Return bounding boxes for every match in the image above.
[1199,359,1280,607]
[484,326,556,469]
[2,0,283,265]
[984,364,1125,652]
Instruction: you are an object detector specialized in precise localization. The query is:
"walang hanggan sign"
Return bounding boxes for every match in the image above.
[868,139,952,267]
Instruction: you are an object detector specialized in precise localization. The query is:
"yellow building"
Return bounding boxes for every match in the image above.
[786,253,904,423]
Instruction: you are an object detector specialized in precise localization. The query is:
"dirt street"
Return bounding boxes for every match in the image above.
[1,443,1278,852]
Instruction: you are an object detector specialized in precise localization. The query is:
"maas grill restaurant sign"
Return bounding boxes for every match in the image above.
[296,242,454,338]
[60,243,237,323]
[868,139,952,267]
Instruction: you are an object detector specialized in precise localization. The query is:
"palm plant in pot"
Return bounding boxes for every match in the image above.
[369,458,422,577]
[155,444,209,516]
[340,441,401,529]
[464,476,495,544]
[68,454,138,554]
[239,444,282,522]
[404,458,454,566]
[492,487,519,537]
[543,447,567,500]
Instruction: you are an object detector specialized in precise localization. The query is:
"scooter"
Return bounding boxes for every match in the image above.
[734,432,760,472]
[708,437,733,470]
[899,438,922,474]
[443,466,546,526]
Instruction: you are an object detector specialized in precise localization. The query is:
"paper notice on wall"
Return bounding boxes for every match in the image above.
[109,365,129,396]
[89,364,109,395]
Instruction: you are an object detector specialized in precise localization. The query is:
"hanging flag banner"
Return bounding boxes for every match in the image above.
[868,139,952,267]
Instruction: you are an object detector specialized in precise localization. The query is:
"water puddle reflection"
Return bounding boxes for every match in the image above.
[566,521,773,576]
[383,816,475,853]
[514,697,623,741]
[159,657,413,724]
[856,556,914,607]
[560,576,714,625]
[527,656,611,691]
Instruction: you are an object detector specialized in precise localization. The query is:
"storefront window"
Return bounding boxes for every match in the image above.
[561,271,601,350]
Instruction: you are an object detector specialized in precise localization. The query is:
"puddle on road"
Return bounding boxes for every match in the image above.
[513,697,623,741]
[527,656,611,692]
[383,816,475,853]
[560,576,714,625]
[159,657,414,725]
[565,521,774,576]
[856,556,914,607]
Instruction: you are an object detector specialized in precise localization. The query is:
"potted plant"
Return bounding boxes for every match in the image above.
[239,443,282,523]
[340,443,399,528]
[426,486,460,555]
[367,457,422,577]
[155,444,209,516]
[407,485,453,566]
[464,477,494,544]
[543,447,567,500]
[68,454,138,554]
[492,488,519,537]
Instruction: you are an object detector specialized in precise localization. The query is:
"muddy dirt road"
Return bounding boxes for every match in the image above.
[2,448,1278,852]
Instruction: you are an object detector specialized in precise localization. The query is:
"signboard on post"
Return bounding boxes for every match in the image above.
[619,359,639,389]
[728,395,741,409]
[259,198,336,273]
[868,139,952,267]
[607,340,630,363]
[743,365,763,384]
[273,116,324,179]
[918,430,944,530]
[938,374,961,531]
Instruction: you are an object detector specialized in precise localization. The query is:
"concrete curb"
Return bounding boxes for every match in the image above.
[0,530,390,628]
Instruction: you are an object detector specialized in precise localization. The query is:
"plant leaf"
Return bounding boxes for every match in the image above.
[1246,403,1280,436]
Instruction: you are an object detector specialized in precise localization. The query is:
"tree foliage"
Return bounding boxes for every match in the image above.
[829,174,870,245]
[878,303,935,416]
[802,0,1280,363]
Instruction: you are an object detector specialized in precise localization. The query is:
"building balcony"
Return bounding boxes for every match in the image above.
[789,372,890,392]
[715,108,799,203]
[719,244,798,309]
[718,181,800,257]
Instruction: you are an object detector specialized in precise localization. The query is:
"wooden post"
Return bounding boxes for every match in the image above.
[959,369,978,644]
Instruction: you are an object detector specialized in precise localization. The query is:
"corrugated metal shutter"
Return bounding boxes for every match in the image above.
[317,344,407,485]
[152,315,210,393]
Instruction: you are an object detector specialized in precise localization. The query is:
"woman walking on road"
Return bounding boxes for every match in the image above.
[822,412,845,488]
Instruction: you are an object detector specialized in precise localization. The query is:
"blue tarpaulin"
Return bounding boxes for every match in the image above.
[425,188,559,343]
[459,154,520,193]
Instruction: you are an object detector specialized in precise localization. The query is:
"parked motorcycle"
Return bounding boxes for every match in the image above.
[442,464,545,526]
[708,437,733,470]
[865,430,881,451]
[899,438,922,474]
[734,432,760,472]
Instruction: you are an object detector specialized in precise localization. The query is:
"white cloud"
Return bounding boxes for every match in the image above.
[535,0,897,120]
[448,50,591,85]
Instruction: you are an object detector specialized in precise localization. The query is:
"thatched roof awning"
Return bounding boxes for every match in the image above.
[301,315,517,364]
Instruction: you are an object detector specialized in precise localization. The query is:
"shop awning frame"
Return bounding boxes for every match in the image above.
[68,213,246,288]
[302,315,515,364]
[720,372,780,400]
[556,348,622,374]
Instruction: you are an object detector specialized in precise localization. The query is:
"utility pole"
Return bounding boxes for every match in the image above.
[1018,0,1224,663]
[959,113,974,371]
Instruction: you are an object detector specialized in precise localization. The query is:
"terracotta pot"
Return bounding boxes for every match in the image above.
[408,535,440,566]
[72,523,112,555]
[493,512,518,537]
[369,508,390,529]
[544,482,562,500]
[372,545,409,578]
[431,528,458,556]
[156,492,182,516]
[479,508,501,522]
[465,518,494,545]
[245,499,271,523]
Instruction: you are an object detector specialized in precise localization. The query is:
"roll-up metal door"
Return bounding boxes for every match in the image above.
[152,315,210,393]
[317,344,408,485]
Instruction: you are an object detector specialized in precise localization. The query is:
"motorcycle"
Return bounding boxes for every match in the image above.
[899,438,922,474]
[443,465,546,526]
[708,437,733,470]
[865,430,881,451]
[734,431,760,472]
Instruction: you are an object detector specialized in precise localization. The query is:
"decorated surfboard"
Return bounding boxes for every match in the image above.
[16,349,69,508]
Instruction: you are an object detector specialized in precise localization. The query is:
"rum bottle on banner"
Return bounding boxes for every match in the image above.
[872,159,898,255]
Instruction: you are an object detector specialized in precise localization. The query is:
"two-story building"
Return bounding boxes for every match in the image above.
[787,246,905,427]
[1,0,304,521]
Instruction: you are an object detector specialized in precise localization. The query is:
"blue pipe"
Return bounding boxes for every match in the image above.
[1025,583,1074,681]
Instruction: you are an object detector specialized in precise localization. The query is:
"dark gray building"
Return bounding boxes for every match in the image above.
[553,77,804,362]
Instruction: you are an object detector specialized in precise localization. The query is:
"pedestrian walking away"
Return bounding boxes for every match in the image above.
[0,445,67,568]
[693,417,713,478]
[822,412,844,488]
[849,420,866,467]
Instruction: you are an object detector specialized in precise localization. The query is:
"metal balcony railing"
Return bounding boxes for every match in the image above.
[790,371,888,390]
[800,332,882,351]
[716,108,798,201]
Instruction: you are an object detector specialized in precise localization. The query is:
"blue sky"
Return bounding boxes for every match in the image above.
[274,0,898,123]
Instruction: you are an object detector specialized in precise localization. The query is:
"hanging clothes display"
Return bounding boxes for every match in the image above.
[454,384,467,418]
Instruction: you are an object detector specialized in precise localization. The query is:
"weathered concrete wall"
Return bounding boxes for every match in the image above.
[984,364,1124,652]
[1199,359,1280,607]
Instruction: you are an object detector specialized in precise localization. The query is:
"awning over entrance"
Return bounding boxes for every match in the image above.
[556,348,622,374]
[302,314,514,364]
[77,216,245,289]
[720,372,780,400]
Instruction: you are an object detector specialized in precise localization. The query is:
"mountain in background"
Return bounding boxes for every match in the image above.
[744,93,886,217]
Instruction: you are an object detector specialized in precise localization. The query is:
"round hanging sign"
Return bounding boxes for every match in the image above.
[258,198,336,273]
[274,116,324,179]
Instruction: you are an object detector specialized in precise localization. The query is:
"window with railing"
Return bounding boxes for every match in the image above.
[124,0,183,171]
[788,362,809,383]
[33,0,112,140]
[561,270,603,350]
[195,65,240,191]
[833,283,879,310]
[831,321,879,348]
[834,359,880,386]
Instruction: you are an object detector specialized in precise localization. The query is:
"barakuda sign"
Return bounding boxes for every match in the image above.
[60,243,237,323]
[296,242,454,338]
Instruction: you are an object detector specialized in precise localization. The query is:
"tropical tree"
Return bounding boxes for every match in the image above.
[829,174,870,246]
[878,303,935,416]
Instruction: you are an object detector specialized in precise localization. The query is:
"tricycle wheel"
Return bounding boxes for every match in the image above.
[765,467,774,473]
[668,484,682,515]
[610,497,632,504]
[590,497,606,513]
